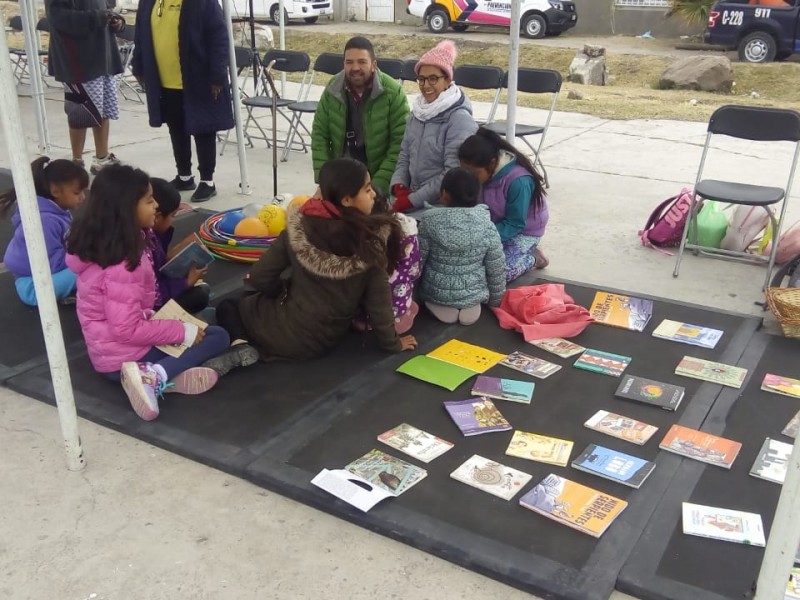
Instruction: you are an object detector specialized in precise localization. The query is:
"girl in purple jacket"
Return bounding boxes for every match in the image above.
[66,165,252,421]
[458,128,550,282]
[1,157,88,306]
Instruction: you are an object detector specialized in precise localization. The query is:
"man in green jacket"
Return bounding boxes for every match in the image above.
[311,37,409,196]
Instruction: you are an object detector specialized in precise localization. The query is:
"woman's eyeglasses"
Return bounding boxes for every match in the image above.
[416,75,445,86]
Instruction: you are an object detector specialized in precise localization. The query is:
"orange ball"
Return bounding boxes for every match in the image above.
[288,194,311,209]
[234,217,270,237]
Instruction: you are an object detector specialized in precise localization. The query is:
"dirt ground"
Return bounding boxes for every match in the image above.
[5,4,799,122]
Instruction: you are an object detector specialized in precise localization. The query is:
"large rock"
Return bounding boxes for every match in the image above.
[568,45,607,86]
[659,56,734,93]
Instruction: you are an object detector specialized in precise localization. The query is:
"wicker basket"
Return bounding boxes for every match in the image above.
[766,287,800,338]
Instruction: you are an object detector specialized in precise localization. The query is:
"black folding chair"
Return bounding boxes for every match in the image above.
[673,105,800,291]
[400,58,418,83]
[453,64,504,125]
[8,15,49,87]
[280,52,342,161]
[221,49,312,157]
[376,58,403,81]
[483,68,562,188]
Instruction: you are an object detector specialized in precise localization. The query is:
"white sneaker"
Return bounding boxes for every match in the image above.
[120,361,165,421]
[90,152,120,175]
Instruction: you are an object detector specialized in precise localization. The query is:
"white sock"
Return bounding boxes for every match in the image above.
[179,175,193,181]
[200,180,215,187]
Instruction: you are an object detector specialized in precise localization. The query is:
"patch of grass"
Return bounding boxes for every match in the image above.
[281,30,800,122]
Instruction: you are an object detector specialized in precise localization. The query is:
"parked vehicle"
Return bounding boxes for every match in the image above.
[705,0,800,63]
[231,0,333,24]
[406,0,578,39]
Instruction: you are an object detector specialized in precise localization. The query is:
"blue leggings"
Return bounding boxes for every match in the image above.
[503,234,542,283]
[15,269,77,306]
[104,325,230,381]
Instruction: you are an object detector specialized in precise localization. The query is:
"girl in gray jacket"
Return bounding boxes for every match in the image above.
[417,168,506,325]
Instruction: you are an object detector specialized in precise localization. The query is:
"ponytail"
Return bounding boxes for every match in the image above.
[0,156,88,217]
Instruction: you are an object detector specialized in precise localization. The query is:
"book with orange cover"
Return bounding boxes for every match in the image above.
[519,474,628,538]
[589,291,653,332]
[659,424,742,469]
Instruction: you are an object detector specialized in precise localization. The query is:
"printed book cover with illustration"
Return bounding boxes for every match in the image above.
[589,291,653,332]
[584,409,658,445]
[500,351,562,379]
[659,424,742,469]
[443,397,512,436]
[519,474,628,538]
[160,235,215,279]
[675,357,747,389]
[761,373,800,399]
[574,349,632,378]
[682,502,766,546]
[471,375,535,404]
[614,374,685,411]
[344,449,428,496]
[784,409,800,439]
[528,337,586,358]
[651,319,723,349]
[505,430,574,466]
[571,443,656,489]
[377,423,453,463]
[749,437,792,484]
[450,454,533,501]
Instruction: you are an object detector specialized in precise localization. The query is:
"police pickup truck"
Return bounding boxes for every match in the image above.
[705,0,800,63]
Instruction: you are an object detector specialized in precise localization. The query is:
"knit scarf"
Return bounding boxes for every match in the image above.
[411,83,462,122]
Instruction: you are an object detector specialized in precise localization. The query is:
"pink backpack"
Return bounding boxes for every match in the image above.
[762,220,800,265]
[639,187,694,249]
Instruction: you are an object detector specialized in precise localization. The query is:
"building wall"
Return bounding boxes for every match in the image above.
[392,0,703,37]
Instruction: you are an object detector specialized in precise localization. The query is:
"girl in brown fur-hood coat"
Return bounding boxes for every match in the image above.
[206,159,418,373]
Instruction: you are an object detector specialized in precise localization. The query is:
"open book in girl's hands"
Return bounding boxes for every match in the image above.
[152,299,208,358]
[160,233,214,279]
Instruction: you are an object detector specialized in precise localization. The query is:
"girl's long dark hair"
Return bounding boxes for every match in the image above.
[67,164,151,271]
[0,157,88,217]
[458,127,545,214]
[307,158,402,272]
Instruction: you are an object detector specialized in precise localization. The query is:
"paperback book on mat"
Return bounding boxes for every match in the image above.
[614,375,685,411]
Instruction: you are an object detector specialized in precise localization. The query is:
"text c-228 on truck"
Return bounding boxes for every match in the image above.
[705,0,800,63]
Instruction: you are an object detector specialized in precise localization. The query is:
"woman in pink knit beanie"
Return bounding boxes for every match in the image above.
[390,40,478,213]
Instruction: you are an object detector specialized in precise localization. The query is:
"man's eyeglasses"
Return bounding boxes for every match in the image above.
[416,75,445,86]
[157,0,164,17]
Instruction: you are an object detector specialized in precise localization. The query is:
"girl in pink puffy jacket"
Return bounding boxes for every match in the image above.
[66,165,255,421]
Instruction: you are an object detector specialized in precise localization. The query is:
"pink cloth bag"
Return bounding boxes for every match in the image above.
[491,283,594,342]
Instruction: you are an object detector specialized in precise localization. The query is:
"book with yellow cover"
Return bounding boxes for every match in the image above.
[426,339,506,373]
[505,430,574,466]
[152,299,209,358]
[519,474,628,538]
[761,373,800,399]
[589,291,653,332]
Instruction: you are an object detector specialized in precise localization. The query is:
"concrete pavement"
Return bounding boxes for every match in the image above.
[1,73,797,600]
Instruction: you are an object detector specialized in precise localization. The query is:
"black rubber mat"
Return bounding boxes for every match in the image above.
[245,279,762,600]
[617,333,795,600]
[0,209,246,381]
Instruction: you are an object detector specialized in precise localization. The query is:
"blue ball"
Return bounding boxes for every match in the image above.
[218,210,245,235]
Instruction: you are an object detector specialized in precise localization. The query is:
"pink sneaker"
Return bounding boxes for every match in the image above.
[167,367,219,395]
[120,361,165,421]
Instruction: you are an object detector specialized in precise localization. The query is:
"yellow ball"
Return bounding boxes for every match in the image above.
[258,205,287,235]
[234,216,270,237]
[288,194,311,209]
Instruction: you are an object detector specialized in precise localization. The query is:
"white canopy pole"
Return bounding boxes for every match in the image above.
[278,0,285,95]
[0,36,84,471]
[221,0,250,194]
[20,0,50,153]
[505,0,520,140]
[754,436,800,598]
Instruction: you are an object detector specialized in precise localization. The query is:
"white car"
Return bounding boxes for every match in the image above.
[231,0,333,24]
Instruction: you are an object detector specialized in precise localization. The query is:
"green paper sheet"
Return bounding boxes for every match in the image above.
[396,355,476,391]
